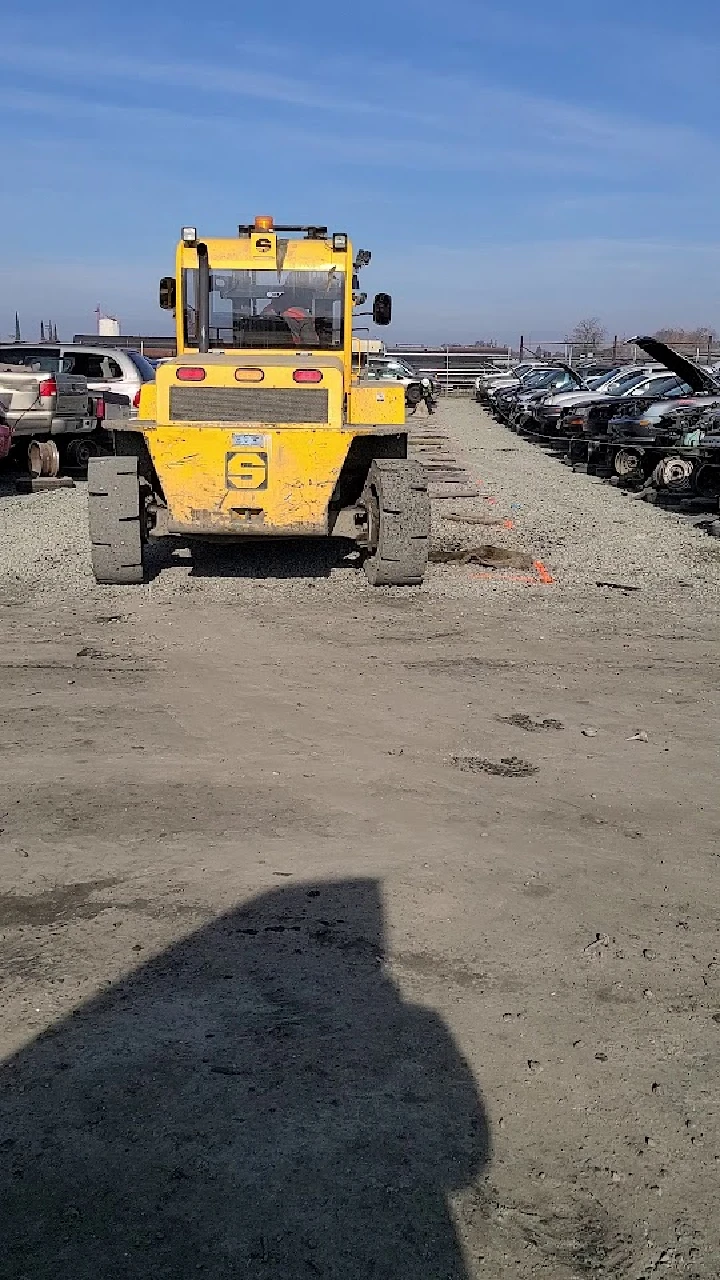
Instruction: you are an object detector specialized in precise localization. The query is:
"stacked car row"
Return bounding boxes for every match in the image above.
[475,340,720,520]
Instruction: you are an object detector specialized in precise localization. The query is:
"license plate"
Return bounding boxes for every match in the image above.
[232,432,267,447]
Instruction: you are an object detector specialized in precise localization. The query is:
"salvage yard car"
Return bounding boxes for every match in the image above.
[490,365,583,423]
[475,361,547,402]
[0,361,101,471]
[0,343,155,414]
[529,367,684,439]
[363,355,437,411]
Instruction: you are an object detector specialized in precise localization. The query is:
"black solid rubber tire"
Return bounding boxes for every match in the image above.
[87,456,144,584]
[362,460,430,587]
[405,383,424,407]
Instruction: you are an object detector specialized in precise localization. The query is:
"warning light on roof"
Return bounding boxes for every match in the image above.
[254,215,274,232]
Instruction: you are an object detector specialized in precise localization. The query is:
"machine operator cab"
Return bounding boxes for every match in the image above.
[158,217,392,368]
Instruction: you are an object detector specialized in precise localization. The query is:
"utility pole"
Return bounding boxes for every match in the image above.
[14,312,21,343]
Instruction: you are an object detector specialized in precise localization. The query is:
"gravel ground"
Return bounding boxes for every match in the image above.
[3,401,720,625]
[429,399,720,613]
[2,405,720,1277]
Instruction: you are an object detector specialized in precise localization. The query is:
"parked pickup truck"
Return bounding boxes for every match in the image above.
[0,366,95,438]
[0,365,121,470]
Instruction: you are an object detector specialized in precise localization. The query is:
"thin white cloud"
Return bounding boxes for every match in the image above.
[1,81,712,185]
[0,40,433,124]
[1,36,718,176]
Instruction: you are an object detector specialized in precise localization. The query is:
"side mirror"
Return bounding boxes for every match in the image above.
[372,292,392,326]
[159,276,176,310]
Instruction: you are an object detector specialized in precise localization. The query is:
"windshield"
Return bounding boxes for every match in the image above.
[0,346,60,372]
[367,360,413,380]
[587,368,622,389]
[607,370,654,396]
[523,368,569,389]
[630,375,680,397]
[515,369,551,387]
[668,383,693,397]
[183,268,345,350]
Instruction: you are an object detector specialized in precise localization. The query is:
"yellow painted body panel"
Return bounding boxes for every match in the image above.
[148,425,358,535]
[347,383,405,425]
[154,354,345,427]
[138,382,156,421]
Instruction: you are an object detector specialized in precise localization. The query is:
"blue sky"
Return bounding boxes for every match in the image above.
[1,0,719,344]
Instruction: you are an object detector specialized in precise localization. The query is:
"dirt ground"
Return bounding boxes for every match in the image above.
[1,401,719,1278]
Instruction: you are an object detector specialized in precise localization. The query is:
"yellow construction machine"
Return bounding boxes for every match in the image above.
[87,217,430,586]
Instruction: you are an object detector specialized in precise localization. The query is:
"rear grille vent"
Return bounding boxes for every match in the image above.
[169,387,329,424]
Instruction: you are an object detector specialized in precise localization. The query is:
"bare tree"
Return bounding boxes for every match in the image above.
[568,317,607,348]
[653,326,715,346]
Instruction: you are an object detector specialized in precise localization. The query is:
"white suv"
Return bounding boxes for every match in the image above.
[0,343,155,412]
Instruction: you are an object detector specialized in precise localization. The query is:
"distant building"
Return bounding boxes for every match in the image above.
[98,315,121,337]
[73,334,176,359]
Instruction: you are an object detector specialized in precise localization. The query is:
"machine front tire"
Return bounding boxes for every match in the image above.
[361,460,430,587]
[87,456,145,584]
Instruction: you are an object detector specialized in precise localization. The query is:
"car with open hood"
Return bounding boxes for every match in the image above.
[607,388,720,447]
[560,339,720,447]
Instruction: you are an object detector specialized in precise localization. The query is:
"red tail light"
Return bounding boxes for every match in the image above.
[38,376,57,398]
[132,389,141,409]
[293,369,323,383]
[176,367,206,381]
[96,397,106,420]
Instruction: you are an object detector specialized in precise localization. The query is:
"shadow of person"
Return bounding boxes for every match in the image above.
[1,878,490,1278]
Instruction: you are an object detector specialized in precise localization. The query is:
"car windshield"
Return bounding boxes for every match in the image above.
[514,369,549,387]
[0,346,60,373]
[127,351,157,381]
[183,268,345,350]
[369,360,415,379]
[524,368,568,389]
[608,370,655,395]
[631,375,680,397]
[588,368,622,388]
[664,382,693,398]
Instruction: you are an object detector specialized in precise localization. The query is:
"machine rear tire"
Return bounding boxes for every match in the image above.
[361,460,430,586]
[87,456,145,584]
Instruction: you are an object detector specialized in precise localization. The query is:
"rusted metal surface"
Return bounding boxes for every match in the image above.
[28,440,60,479]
